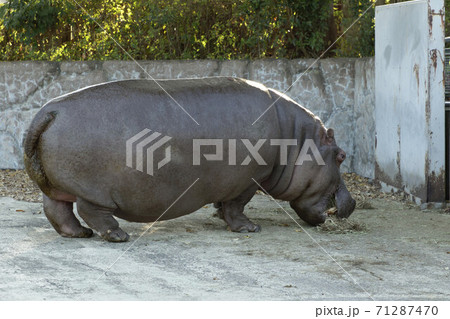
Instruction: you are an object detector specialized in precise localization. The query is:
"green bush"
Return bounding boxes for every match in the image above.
[0,0,341,60]
[334,0,375,57]
[1,0,435,61]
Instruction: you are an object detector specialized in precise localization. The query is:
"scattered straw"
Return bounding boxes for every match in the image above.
[317,216,367,234]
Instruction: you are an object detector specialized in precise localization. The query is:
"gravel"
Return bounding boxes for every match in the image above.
[0,169,41,203]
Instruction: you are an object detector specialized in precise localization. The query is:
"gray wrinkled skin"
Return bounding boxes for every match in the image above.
[24,77,355,242]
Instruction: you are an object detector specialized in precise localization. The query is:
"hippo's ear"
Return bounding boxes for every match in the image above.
[327,128,334,139]
[320,127,335,145]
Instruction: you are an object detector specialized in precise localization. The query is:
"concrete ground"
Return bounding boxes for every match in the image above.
[0,194,448,300]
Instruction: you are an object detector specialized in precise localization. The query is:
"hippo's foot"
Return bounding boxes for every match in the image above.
[227,218,261,233]
[101,228,130,242]
[61,226,94,238]
[77,198,129,243]
[43,194,94,238]
[220,185,261,233]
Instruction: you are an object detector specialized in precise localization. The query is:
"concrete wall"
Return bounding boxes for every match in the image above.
[0,58,375,175]
[375,0,446,203]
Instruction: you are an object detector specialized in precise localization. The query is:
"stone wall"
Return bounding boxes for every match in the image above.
[0,58,375,176]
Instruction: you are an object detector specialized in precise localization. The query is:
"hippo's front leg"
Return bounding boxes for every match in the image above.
[217,185,261,233]
[76,198,130,242]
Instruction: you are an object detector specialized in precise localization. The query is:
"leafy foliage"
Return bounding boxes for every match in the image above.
[334,0,376,57]
[0,0,435,61]
[445,0,450,37]
[0,0,336,60]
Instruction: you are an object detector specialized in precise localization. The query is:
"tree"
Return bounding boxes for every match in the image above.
[1,0,432,61]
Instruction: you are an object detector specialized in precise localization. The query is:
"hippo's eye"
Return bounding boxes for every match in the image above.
[333,147,340,156]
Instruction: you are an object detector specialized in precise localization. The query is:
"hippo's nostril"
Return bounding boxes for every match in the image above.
[337,150,346,163]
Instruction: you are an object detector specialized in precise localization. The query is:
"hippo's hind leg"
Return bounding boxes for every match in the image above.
[43,194,93,238]
[218,185,261,233]
[76,198,129,242]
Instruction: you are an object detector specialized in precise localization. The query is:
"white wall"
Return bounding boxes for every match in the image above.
[375,0,446,202]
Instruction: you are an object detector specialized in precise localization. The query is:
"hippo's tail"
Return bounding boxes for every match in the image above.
[23,110,57,197]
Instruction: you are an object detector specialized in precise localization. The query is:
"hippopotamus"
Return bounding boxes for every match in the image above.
[24,77,355,242]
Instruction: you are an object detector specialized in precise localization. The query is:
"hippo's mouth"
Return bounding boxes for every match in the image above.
[324,181,356,219]
[290,179,356,226]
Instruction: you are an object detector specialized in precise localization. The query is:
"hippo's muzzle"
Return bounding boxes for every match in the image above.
[335,180,356,219]
[290,179,356,226]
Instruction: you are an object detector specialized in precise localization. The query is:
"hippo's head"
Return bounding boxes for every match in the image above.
[288,127,356,226]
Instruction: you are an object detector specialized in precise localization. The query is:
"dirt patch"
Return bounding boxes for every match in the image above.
[0,170,41,203]
[1,171,449,300]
